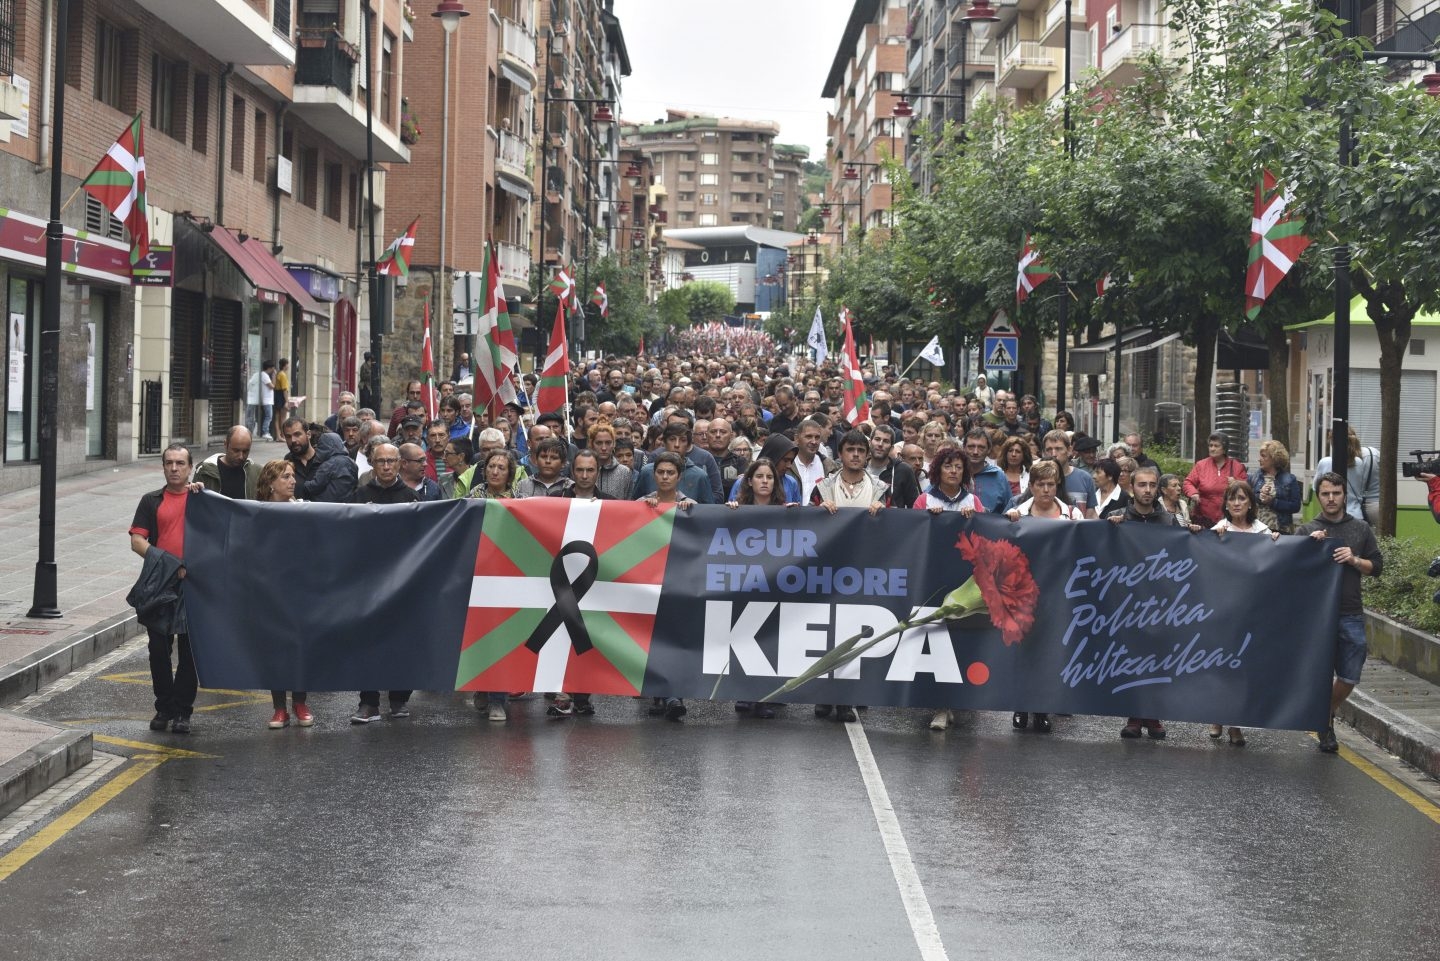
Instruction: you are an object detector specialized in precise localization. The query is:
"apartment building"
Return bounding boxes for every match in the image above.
[901,0,998,191]
[621,112,807,234]
[822,0,909,244]
[382,0,538,376]
[0,0,410,492]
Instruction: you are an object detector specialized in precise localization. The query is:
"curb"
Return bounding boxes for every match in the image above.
[0,720,93,821]
[0,611,141,708]
[1338,688,1440,780]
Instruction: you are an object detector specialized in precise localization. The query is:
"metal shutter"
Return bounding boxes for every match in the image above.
[206,299,241,438]
[170,290,202,442]
[1348,368,1437,472]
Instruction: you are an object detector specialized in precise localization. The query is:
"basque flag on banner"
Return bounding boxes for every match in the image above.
[457,498,676,695]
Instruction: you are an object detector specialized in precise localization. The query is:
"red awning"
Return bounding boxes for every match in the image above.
[206,226,285,304]
[239,236,330,324]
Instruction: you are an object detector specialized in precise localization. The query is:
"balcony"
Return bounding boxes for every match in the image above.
[292,28,409,164]
[496,129,535,199]
[946,35,991,80]
[997,40,1057,90]
[499,19,538,90]
[1039,0,1086,47]
[131,0,294,65]
[1100,23,1170,84]
[496,241,532,298]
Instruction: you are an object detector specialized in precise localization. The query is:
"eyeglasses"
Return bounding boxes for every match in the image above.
[372,457,400,466]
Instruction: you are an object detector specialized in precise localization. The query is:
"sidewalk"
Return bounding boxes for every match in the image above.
[2,448,1440,817]
[0,438,287,817]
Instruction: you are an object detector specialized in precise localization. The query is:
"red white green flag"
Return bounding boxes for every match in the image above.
[456,499,676,695]
[1016,235,1052,305]
[1096,272,1114,298]
[375,218,419,277]
[420,303,438,420]
[536,301,569,416]
[590,283,608,317]
[549,265,576,311]
[81,114,150,266]
[475,243,519,410]
[1245,170,1312,321]
[839,307,869,425]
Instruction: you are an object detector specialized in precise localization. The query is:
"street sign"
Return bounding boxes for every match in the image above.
[983,309,1018,372]
[452,271,483,336]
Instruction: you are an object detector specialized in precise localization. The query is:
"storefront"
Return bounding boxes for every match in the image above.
[1,206,133,489]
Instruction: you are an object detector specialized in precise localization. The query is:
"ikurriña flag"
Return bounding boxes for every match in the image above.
[1016,235,1052,305]
[420,303,438,420]
[1245,170,1312,320]
[839,307,869,425]
[375,218,419,277]
[536,302,569,416]
[82,114,149,266]
[457,498,676,696]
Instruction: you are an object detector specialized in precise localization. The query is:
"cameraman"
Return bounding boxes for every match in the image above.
[1419,469,1440,523]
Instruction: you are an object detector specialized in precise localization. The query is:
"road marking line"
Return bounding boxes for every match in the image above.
[845,721,950,961]
[1321,733,1440,826]
[92,735,217,759]
[10,636,147,714]
[0,756,165,883]
[98,671,264,700]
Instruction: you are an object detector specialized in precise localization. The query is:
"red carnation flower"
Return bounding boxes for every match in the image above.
[954,532,1040,646]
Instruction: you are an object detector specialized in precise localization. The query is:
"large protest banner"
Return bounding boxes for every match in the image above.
[184,495,1340,730]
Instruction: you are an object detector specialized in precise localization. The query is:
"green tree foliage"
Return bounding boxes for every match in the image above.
[582,253,658,355]
[655,281,736,330]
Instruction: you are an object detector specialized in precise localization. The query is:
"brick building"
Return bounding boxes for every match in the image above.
[0,0,411,492]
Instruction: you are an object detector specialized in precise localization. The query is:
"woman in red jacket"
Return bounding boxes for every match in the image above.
[1183,433,1247,528]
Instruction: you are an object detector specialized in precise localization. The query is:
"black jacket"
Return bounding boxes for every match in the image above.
[126,547,188,635]
[289,432,358,503]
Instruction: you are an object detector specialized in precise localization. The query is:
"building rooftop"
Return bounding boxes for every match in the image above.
[663,226,807,249]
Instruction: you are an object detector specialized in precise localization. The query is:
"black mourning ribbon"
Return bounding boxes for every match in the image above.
[526,541,599,656]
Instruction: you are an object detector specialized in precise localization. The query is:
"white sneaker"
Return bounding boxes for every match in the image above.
[488,704,507,723]
[929,709,952,731]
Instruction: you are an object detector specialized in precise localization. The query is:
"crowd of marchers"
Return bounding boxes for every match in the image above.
[128,349,1384,755]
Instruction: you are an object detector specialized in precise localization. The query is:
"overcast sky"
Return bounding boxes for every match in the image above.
[611,0,848,159]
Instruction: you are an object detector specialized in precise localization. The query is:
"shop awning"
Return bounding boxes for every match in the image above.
[238,235,329,324]
[497,176,532,202]
[1286,295,1440,330]
[206,226,286,304]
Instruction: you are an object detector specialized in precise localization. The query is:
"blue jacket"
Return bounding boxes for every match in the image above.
[1248,467,1302,528]
[631,457,714,503]
[971,461,1011,515]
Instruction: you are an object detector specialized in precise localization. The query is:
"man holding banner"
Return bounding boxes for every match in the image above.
[1297,472,1383,753]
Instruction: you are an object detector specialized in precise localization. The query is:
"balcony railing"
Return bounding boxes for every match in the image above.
[500,18,537,71]
[496,241,530,289]
[497,129,532,185]
[296,27,357,92]
[1101,23,1167,74]
[1001,40,1056,75]
[1043,0,1085,40]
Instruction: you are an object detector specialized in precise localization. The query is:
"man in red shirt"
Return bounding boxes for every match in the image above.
[129,443,198,734]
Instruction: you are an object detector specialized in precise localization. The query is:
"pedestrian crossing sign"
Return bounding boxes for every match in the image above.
[983,335,1018,371]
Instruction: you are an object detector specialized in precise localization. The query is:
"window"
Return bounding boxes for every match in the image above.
[678,171,693,182]
[773,173,786,183]
[150,55,186,140]
[700,152,718,165]
[83,194,124,240]
[230,96,246,173]
[347,171,358,228]
[274,0,292,37]
[380,30,394,123]
[702,131,717,140]
[773,192,785,207]
[698,213,717,226]
[0,0,15,78]
[94,19,125,109]
[253,109,267,183]
[701,193,716,205]
[677,192,693,202]
[298,145,318,208]
[324,162,343,219]
[192,74,210,154]
[699,172,718,186]
[678,211,694,223]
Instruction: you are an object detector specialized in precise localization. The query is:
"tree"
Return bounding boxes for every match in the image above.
[655,281,736,330]
[581,253,656,356]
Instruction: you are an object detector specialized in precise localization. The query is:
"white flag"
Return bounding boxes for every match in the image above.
[919,335,945,367]
[806,306,828,363]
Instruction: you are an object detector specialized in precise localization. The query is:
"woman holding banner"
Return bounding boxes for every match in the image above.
[1208,480,1279,746]
[1004,460,1083,733]
[471,450,520,723]
[643,452,693,721]
[256,460,312,730]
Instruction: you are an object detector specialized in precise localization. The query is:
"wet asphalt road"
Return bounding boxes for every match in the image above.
[3,642,1440,961]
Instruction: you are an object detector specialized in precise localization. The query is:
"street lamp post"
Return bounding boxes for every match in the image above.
[1054,0,1075,416]
[364,0,382,427]
[432,1,469,364]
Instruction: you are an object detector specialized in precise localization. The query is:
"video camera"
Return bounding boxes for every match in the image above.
[1402,450,1440,478]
